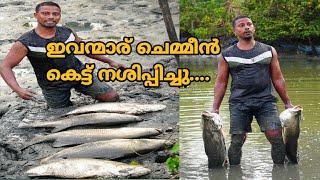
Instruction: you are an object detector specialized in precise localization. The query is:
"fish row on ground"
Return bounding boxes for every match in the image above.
[19,102,173,178]
[201,106,303,168]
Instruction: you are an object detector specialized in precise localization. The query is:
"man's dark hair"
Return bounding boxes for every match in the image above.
[35,1,60,12]
[232,15,250,28]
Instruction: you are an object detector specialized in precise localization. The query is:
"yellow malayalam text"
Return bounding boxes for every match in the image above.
[97,63,210,87]
[46,63,210,87]
[46,63,95,85]
[46,37,134,58]
[45,37,221,58]
[136,37,220,55]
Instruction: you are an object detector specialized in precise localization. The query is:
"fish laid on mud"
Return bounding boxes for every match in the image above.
[65,102,166,115]
[18,113,142,132]
[201,111,226,168]
[41,139,172,164]
[23,128,162,148]
[26,158,151,178]
[279,106,303,163]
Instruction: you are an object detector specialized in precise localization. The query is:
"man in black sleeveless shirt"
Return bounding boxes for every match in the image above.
[212,16,293,165]
[0,2,126,108]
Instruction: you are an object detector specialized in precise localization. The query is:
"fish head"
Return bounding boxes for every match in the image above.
[288,105,303,113]
[123,166,151,177]
[279,106,303,127]
[201,111,223,131]
[291,105,303,123]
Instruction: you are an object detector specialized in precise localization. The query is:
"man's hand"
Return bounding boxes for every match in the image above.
[16,88,37,100]
[211,108,219,114]
[270,47,293,110]
[285,102,293,109]
[109,61,127,70]
[211,55,229,116]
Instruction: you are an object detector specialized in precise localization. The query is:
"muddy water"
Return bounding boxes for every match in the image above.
[0,1,180,178]
[180,56,320,179]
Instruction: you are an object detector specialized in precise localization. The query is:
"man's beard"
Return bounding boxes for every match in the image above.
[243,36,253,41]
[39,21,57,28]
[242,31,254,41]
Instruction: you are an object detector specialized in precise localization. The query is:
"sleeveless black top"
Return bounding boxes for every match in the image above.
[17,26,83,90]
[222,41,277,103]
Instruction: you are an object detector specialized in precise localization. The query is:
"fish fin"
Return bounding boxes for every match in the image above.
[40,156,51,164]
[52,125,67,133]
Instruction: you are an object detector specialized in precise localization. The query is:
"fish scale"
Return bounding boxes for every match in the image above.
[279,106,303,163]
[201,111,227,168]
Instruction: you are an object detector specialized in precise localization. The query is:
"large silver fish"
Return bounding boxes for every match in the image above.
[18,113,142,133]
[279,106,303,163]
[201,111,226,168]
[26,158,151,178]
[41,139,172,164]
[65,102,166,115]
[23,128,162,148]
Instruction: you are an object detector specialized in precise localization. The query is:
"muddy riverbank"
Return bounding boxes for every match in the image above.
[0,0,179,178]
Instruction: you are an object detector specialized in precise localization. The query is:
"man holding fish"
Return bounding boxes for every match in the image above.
[212,15,294,165]
[0,1,126,108]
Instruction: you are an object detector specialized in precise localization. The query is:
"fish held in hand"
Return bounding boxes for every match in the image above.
[201,111,227,168]
[279,106,303,163]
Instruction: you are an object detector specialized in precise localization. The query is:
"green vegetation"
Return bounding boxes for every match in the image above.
[180,0,320,43]
[129,160,140,166]
[165,143,179,175]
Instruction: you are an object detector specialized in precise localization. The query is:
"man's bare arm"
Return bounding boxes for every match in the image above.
[270,47,293,109]
[0,42,37,100]
[212,56,229,113]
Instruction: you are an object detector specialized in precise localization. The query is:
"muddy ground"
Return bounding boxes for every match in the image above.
[0,0,179,179]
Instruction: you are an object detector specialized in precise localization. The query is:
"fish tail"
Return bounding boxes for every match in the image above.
[18,122,33,128]
[20,135,51,151]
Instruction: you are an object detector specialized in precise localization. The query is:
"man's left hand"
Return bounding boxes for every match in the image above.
[285,102,293,109]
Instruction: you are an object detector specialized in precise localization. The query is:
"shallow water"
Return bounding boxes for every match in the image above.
[179,57,320,179]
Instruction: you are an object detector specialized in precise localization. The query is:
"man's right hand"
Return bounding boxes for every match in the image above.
[16,88,37,100]
[211,108,219,114]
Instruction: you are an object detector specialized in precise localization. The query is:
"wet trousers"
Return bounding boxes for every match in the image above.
[228,130,285,165]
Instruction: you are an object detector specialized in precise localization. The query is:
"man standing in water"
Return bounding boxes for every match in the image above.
[212,15,293,165]
[0,1,126,108]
